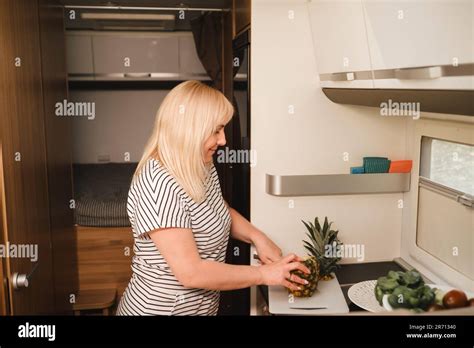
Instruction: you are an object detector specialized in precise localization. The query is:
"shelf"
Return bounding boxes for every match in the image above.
[68,79,213,91]
[265,173,411,197]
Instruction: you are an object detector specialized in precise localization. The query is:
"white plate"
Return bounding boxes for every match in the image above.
[347,280,386,313]
[383,284,474,311]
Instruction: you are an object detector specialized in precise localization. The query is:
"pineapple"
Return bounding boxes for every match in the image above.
[288,257,320,297]
[302,217,342,280]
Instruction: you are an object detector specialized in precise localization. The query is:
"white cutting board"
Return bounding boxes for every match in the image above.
[268,275,349,315]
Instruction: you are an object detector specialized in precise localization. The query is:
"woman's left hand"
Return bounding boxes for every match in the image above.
[252,231,283,264]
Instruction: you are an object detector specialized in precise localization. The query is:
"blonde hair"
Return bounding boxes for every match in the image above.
[134,80,234,203]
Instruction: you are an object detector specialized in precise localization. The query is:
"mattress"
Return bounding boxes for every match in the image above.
[73,162,137,227]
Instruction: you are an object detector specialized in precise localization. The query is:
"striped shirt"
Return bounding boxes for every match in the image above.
[116,158,231,315]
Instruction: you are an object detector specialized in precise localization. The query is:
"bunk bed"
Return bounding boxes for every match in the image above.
[73,162,137,298]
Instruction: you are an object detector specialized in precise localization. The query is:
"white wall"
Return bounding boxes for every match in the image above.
[250,0,411,263]
[70,90,169,163]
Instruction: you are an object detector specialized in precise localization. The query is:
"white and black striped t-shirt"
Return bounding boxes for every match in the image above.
[116,158,231,316]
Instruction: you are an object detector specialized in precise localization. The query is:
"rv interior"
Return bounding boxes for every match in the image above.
[0,0,473,328]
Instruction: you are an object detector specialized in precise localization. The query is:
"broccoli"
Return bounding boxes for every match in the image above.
[387,270,401,282]
[376,276,399,292]
[375,269,435,311]
[417,285,435,310]
[401,270,423,288]
[375,285,385,305]
[388,286,416,309]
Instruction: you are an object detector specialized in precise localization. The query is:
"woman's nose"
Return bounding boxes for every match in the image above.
[218,132,226,146]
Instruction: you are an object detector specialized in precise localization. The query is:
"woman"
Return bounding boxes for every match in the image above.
[116,80,309,316]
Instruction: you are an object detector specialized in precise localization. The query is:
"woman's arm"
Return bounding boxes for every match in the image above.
[225,202,283,264]
[148,227,309,291]
[227,205,260,244]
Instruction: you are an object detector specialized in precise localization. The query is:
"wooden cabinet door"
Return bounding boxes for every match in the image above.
[0,0,55,314]
[0,0,74,315]
[38,0,78,314]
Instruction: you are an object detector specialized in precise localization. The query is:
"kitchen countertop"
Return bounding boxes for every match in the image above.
[260,260,407,313]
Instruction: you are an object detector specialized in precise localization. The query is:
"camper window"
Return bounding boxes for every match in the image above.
[416,136,473,281]
[420,137,474,195]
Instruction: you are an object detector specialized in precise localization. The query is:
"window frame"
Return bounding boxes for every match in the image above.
[419,136,474,205]
[401,119,474,291]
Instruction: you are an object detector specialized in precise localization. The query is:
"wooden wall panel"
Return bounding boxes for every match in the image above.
[0,0,55,314]
[0,148,8,315]
[38,0,78,314]
[233,0,251,38]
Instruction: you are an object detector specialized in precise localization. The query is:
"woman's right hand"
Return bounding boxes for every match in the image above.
[258,253,311,292]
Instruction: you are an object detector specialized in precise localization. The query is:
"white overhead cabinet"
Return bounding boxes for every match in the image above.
[363,0,474,90]
[178,35,207,78]
[308,0,474,90]
[307,0,373,88]
[65,32,209,81]
[92,35,179,77]
[66,34,94,76]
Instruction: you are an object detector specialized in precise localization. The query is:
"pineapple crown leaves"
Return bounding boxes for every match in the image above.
[301,216,343,275]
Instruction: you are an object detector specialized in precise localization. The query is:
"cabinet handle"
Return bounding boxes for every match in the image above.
[328,72,355,81]
[12,262,39,290]
[319,71,372,82]
[394,66,442,80]
[123,73,152,78]
[12,273,29,289]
